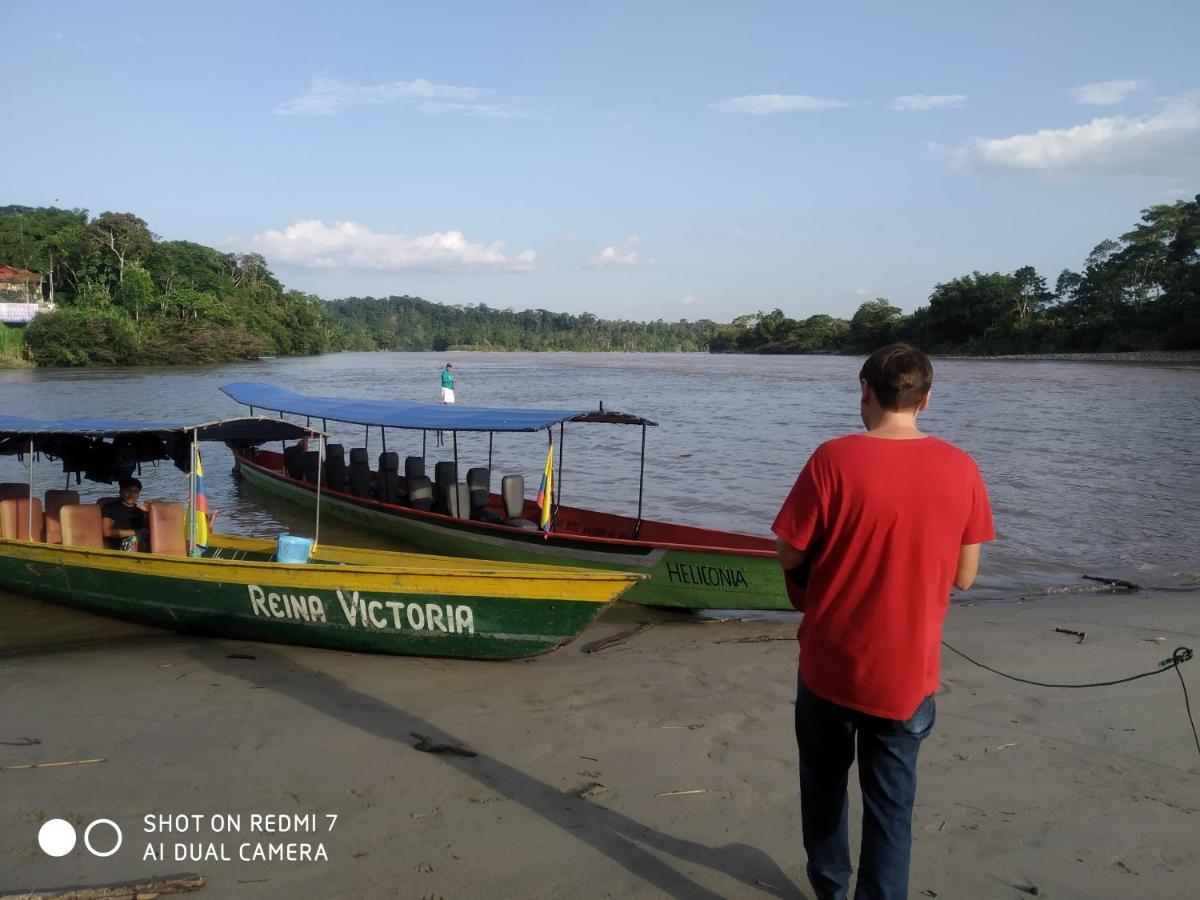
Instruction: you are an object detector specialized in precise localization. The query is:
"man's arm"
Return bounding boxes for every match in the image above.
[776,536,808,572]
[955,543,981,590]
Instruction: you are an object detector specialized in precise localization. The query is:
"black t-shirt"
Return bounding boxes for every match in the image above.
[103,501,146,532]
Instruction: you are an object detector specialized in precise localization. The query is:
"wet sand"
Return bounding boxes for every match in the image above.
[1,590,1197,898]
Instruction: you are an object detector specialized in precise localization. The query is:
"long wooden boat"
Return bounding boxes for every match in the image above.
[222,382,786,610]
[0,414,642,659]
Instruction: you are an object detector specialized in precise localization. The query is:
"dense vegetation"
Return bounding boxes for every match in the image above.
[0,206,338,365]
[1,195,1195,366]
[328,295,718,352]
[714,196,1200,354]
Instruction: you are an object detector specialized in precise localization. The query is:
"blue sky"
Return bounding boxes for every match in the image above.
[7,1,1199,321]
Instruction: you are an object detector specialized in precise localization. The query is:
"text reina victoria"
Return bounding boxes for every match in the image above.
[247,585,476,634]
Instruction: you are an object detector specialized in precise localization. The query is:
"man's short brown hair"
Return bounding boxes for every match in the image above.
[859,344,933,411]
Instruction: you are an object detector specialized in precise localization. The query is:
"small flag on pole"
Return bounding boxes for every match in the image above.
[536,443,554,532]
[189,445,209,552]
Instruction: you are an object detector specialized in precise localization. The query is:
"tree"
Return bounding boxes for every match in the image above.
[848,299,903,351]
[1010,266,1052,327]
[90,212,152,285]
[113,265,155,321]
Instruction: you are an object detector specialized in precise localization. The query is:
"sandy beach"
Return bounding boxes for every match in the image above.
[1,589,1197,899]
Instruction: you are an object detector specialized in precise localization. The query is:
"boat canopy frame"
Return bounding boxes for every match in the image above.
[219,382,660,533]
[0,414,325,555]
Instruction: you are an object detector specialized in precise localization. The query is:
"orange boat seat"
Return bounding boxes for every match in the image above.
[44,490,81,544]
[148,502,187,556]
[0,498,45,541]
[60,504,105,549]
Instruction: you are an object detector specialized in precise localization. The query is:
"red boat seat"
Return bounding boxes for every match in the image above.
[0,498,44,541]
[148,502,187,556]
[60,504,105,549]
[43,489,81,544]
[500,475,538,530]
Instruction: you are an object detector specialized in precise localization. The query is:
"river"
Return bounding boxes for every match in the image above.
[1,352,1197,603]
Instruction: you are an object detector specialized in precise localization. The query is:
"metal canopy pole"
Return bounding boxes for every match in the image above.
[556,423,564,509]
[313,433,325,549]
[634,423,647,538]
[363,424,369,454]
[188,429,198,555]
[422,430,427,461]
[488,432,493,471]
[27,437,34,540]
[381,427,387,453]
[452,432,458,476]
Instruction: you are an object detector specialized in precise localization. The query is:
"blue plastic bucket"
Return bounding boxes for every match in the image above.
[276,534,314,564]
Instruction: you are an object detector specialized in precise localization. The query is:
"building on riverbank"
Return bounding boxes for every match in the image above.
[0,266,54,323]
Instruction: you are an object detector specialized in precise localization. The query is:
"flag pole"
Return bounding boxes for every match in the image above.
[189,429,197,555]
[27,437,34,541]
[313,432,324,550]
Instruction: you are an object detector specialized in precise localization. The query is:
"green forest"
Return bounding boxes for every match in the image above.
[1,195,1196,367]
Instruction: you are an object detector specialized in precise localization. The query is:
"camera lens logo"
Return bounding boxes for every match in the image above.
[38,818,123,858]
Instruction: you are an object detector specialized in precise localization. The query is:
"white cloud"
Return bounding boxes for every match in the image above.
[247,220,536,271]
[1069,79,1147,106]
[890,93,966,111]
[711,93,851,115]
[590,235,655,268]
[275,77,522,117]
[678,295,701,306]
[951,94,1200,177]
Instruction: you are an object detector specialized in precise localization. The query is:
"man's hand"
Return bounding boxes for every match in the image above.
[776,536,808,572]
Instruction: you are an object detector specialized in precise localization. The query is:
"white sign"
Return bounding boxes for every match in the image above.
[0,303,38,323]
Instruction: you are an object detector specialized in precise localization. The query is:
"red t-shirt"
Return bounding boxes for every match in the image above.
[773,434,995,720]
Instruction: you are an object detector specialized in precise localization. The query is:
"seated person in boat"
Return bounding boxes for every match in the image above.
[102,477,150,551]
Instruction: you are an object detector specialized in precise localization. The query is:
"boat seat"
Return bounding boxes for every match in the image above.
[407,475,434,512]
[500,475,538,530]
[148,502,187,556]
[404,456,425,482]
[302,451,321,485]
[325,444,348,493]
[283,443,307,479]
[378,452,403,504]
[44,489,81,544]
[347,448,370,497]
[466,467,502,523]
[0,483,27,502]
[60,504,105,549]
[434,461,458,514]
[444,482,472,518]
[0,498,44,541]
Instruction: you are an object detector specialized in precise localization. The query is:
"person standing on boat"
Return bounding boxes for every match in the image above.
[440,363,456,404]
[101,476,151,552]
[772,343,994,900]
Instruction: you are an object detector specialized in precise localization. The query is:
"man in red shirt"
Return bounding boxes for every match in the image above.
[773,344,994,900]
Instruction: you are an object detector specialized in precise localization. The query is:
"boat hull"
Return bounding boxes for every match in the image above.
[0,538,637,659]
[236,451,789,611]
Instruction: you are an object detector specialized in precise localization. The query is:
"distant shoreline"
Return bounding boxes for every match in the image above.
[939,349,1200,365]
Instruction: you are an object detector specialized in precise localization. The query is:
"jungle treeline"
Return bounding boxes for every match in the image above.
[1,195,1196,367]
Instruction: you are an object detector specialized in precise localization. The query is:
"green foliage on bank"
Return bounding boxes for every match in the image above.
[714,195,1200,354]
[327,295,720,352]
[0,325,30,368]
[0,206,341,366]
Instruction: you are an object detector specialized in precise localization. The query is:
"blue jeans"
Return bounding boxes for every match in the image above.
[794,675,935,900]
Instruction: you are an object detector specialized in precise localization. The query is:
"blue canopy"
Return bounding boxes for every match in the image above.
[220,382,656,433]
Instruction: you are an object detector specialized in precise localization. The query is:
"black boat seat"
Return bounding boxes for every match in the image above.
[282,444,306,479]
[378,452,402,504]
[302,451,321,485]
[404,456,425,482]
[434,461,458,514]
[467,467,502,523]
[347,450,370,497]
[500,474,538,530]
[325,444,347,493]
[407,475,434,512]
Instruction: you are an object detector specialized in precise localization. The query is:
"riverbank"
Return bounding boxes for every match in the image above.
[1,589,1196,898]
[971,350,1200,365]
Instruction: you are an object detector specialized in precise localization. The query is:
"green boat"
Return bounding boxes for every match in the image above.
[0,414,643,659]
[221,383,787,610]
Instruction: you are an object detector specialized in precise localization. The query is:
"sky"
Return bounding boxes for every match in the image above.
[5,0,1199,322]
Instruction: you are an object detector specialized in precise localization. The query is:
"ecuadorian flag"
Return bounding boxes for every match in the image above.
[189,445,209,551]
[536,443,554,532]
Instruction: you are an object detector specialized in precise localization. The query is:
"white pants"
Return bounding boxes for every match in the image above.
[441,387,455,403]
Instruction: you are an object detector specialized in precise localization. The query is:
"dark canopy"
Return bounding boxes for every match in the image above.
[0,415,318,484]
[220,382,657,433]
